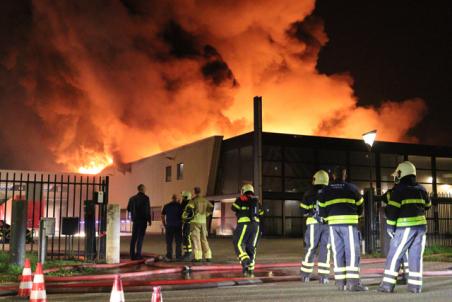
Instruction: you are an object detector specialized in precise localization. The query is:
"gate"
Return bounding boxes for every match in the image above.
[0,171,109,259]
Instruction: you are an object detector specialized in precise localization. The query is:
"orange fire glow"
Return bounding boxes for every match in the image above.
[78,154,113,175]
[10,0,427,172]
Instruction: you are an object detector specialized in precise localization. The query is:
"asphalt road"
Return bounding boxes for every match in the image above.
[11,276,450,302]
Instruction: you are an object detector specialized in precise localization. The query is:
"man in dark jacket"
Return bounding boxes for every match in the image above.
[162,194,183,261]
[127,184,151,260]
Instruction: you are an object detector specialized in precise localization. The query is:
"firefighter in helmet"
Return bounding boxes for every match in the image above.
[378,161,431,293]
[181,191,193,261]
[232,184,263,276]
[300,170,331,284]
[318,166,368,291]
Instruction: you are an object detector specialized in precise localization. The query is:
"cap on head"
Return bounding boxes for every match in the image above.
[181,191,192,200]
[241,184,254,195]
[313,170,329,186]
[392,161,416,182]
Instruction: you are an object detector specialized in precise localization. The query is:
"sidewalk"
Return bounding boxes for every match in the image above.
[121,234,305,262]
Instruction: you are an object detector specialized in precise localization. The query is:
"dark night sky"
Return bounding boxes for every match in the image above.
[314,0,452,145]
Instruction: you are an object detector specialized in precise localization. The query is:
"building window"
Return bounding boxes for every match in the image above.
[177,163,184,180]
[165,166,172,182]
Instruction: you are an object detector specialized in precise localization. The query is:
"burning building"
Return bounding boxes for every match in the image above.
[105,128,452,245]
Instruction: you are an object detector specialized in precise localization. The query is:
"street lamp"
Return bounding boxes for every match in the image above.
[362,130,377,254]
[362,130,377,148]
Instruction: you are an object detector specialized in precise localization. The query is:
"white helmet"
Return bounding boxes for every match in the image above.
[392,161,416,182]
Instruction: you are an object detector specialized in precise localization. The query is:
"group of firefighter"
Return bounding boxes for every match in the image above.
[229,160,431,294]
[177,160,429,293]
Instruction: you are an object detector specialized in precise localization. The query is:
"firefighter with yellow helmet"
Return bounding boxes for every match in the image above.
[232,183,263,276]
[181,191,193,261]
[300,170,331,284]
[378,161,431,293]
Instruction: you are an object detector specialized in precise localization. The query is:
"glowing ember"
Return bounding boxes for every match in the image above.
[78,155,113,175]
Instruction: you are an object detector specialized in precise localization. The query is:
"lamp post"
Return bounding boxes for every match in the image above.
[362,130,377,253]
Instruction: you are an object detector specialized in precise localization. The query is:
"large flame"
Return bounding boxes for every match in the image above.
[0,0,428,172]
[78,154,113,175]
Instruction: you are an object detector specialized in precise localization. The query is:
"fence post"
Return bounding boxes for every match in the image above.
[106,204,120,264]
[10,200,27,266]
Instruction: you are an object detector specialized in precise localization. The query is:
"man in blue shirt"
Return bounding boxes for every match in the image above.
[162,194,183,261]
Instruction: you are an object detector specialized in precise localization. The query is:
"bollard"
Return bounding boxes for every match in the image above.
[106,204,120,264]
[10,200,27,266]
[38,218,55,264]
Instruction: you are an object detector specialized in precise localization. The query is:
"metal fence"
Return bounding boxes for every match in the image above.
[364,192,452,254]
[0,171,109,259]
[427,193,452,247]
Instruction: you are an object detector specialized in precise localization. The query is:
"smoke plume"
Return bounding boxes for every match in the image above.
[0,0,427,172]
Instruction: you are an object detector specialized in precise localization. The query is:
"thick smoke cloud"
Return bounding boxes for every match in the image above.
[0,0,426,172]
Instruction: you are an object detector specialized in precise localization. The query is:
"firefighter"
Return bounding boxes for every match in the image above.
[318,166,368,291]
[181,191,194,261]
[378,161,431,294]
[382,182,409,284]
[187,187,214,262]
[300,170,331,284]
[232,184,262,276]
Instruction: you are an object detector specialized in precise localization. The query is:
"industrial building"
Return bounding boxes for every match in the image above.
[107,131,452,241]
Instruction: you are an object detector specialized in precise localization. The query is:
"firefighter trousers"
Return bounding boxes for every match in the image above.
[387,225,409,279]
[329,225,362,286]
[233,222,260,271]
[190,223,212,260]
[182,222,192,255]
[300,223,331,277]
[380,225,426,291]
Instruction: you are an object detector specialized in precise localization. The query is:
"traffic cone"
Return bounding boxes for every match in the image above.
[151,286,163,302]
[110,275,125,302]
[18,258,33,297]
[29,262,46,302]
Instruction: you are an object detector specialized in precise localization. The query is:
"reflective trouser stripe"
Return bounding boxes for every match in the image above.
[249,224,260,269]
[237,224,249,261]
[318,269,330,274]
[329,226,342,281]
[303,225,315,264]
[408,279,422,285]
[389,228,411,272]
[348,226,355,269]
[383,277,397,284]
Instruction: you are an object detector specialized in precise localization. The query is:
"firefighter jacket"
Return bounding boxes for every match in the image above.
[300,185,325,224]
[232,194,263,224]
[385,176,431,228]
[181,198,194,223]
[187,196,214,224]
[318,181,364,225]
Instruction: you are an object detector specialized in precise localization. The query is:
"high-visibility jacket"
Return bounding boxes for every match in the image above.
[385,176,431,227]
[318,181,364,225]
[187,196,213,224]
[300,185,325,224]
[232,195,263,224]
[181,198,194,223]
